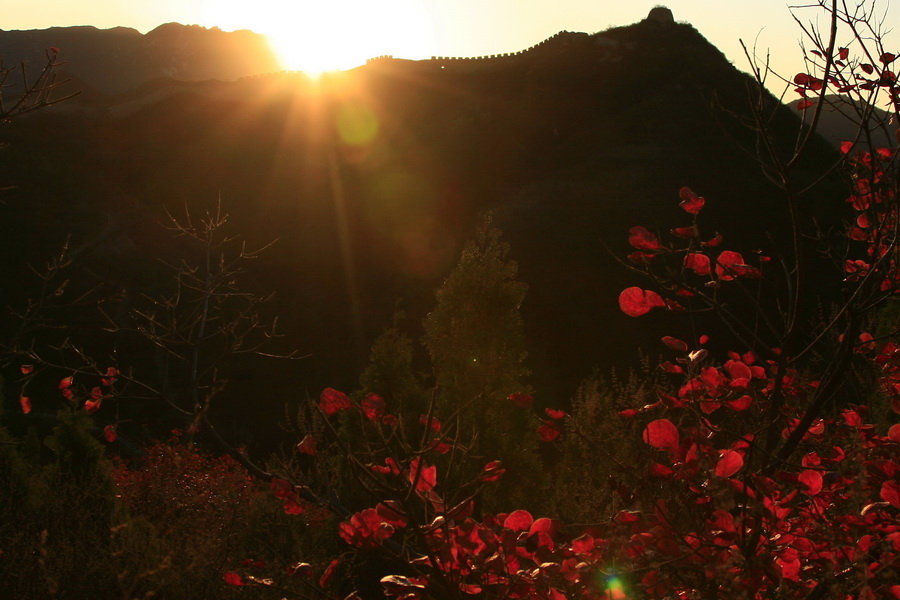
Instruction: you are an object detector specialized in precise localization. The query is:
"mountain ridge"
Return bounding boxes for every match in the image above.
[0,22,281,96]
[0,15,845,446]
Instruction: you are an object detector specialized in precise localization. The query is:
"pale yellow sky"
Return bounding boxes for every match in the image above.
[2,0,896,83]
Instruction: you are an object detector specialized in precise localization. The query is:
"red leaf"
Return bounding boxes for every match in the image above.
[861,63,874,74]
[880,52,896,64]
[319,558,340,588]
[614,510,640,524]
[20,365,33,375]
[642,419,680,452]
[715,250,745,280]
[224,572,245,586]
[271,478,296,500]
[571,533,595,556]
[447,499,474,521]
[703,233,723,247]
[627,251,656,265]
[798,469,823,495]
[839,47,849,60]
[286,562,314,578]
[841,408,862,427]
[777,554,801,582]
[381,575,426,594]
[881,480,900,508]
[661,336,688,352]
[671,225,698,238]
[371,461,394,475]
[660,361,683,374]
[537,420,561,442]
[649,462,674,477]
[701,366,726,388]
[888,423,900,442]
[296,434,317,455]
[283,498,305,514]
[90,386,104,401]
[618,287,665,317]
[419,414,441,432]
[361,393,385,421]
[545,407,567,420]
[618,408,638,418]
[481,460,506,482]
[726,395,752,411]
[58,376,73,390]
[408,458,437,492]
[678,186,705,214]
[725,359,752,380]
[840,140,854,154]
[103,424,117,443]
[503,509,533,532]
[319,388,352,415]
[628,226,662,250]
[796,99,814,110]
[529,517,561,544]
[85,399,102,414]
[507,393,534,408]
[684,252,711,276]
[19,396,31,414]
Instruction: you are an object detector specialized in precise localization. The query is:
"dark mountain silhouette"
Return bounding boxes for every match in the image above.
[0,13,844,449]
[786,95,897,149]
[0,23,281,97]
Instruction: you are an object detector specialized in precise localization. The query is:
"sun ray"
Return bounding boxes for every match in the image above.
[202,0,437,76]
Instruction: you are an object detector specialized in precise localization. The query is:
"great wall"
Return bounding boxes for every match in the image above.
[367,29,593,65]
[238,30,622,81]
[240,7,675,81]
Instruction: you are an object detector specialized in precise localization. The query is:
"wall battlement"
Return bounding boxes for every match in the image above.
[365,30,600,69]
[244,29,623,81]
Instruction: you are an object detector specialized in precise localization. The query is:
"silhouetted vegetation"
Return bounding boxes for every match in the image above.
[3,7,898,598]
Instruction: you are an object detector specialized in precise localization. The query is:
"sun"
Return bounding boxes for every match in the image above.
[202,0,437,76]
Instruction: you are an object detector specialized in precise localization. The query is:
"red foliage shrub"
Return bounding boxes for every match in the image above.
[113,432,258,541]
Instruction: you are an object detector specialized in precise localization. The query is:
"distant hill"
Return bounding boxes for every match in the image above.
[0,23,281,96]
[786,95,897,148]
[0,14,845,448]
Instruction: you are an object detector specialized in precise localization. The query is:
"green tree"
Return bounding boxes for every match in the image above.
[359,312,426,419]
[424,216,529,416]
[422,216,536,508]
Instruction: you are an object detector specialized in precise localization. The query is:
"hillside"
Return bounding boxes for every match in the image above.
[0,23,281,96]
[0,14,844,448]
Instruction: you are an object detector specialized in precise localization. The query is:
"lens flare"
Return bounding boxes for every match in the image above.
[336,101,379,147]
[605,575,628,599]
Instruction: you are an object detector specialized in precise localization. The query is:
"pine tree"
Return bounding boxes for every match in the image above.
[423,216,531,461]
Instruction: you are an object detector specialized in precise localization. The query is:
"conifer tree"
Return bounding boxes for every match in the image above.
[423,216,531,460]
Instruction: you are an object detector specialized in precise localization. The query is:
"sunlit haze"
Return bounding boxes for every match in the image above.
[198,0,440,75]
[3,0,899,83]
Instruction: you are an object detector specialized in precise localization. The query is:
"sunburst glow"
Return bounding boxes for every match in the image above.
[202,0,438,76]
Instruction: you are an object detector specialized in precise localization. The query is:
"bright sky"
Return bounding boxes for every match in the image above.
[3,0,897,82]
